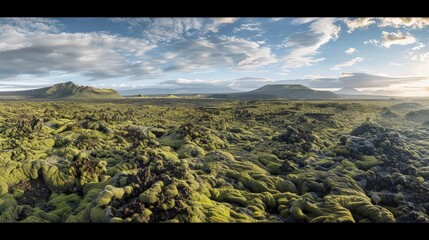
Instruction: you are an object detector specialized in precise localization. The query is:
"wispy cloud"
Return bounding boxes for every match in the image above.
[0,24,156,80]
[343,18,375,33]
[158,77,275,91]
[411,52,429,62]
[364,39,380,46]
[378,18,429,29]
[227,77,274,89]
[111,18,205,43]
[280,73,427,88]
[283,18,341,68]
[345,47,357,55]
[111,18,237,43]
[0,18,62,33]
[161,36,277,72]
[331,57,364,70]
[343,18,429,33]
[233,22,261,33]
[411,43,426,51]
[207,18,237,32]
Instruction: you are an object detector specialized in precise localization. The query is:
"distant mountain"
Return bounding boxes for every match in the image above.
[0,82,122,99]
[120,85,240,96]
[211,84,340,100]
[335,87,362,95]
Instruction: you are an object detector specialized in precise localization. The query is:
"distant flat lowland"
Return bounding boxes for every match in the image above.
[391,102,425,110]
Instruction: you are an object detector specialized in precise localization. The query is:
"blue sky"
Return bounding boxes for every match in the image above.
[0,17,429,96]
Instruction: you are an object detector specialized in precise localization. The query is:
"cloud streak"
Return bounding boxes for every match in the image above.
[283,18,340,69]
[345,48,357,55]
[161,36,277,72]
[331,57,364,70]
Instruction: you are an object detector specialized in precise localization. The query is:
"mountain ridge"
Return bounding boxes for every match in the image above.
[0,81,122,99]
[211,84,340,100]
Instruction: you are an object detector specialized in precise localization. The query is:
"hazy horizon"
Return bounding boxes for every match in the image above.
[1,17,429,96]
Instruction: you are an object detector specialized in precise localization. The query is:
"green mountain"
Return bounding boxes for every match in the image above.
[212,84,340,100]
[0,82,122,99]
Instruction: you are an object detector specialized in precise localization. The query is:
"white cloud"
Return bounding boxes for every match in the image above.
[157,78,239,93]
[364,39,380,46]
[163,36,277,71]
[378,18,429,29]
[304,74,339,79]
[158,77,275,91]
[141,18,205,43]
[420,52,429,62]
[412,52,429,62]
[283,18,340,68]
[207,18,237,32]
[233,22,261,33]
[0,42,33,52]
[411,43,425,51]
[111,18,237,43]
[0,20,275,80]
[345,47,357,55]
[331,57,364,70]
[0,24,157,80]
[0,18,62,33]
[172,78,220,84]
[343,18,375,33]
[291,18,317,25]
[343,18,429,33]
[381,31,416,48]
[278,73,426,88]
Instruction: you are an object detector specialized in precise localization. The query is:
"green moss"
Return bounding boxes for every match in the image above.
[0,194,17,213]
[96,185,131,207]
[90,206,109,223]
[20,215,50,223]
[177,143,206,159]
[139,181,164,204]
[110,217,124,223]
[165,184,179,198]
[355,155,382,171]
[0,181,8,195]
[41,164,76,192]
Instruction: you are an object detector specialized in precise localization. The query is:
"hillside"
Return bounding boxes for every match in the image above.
[212,84,340,100]
[0,82,122,99]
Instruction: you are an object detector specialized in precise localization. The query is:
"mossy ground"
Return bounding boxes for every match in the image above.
[0,98,429,222]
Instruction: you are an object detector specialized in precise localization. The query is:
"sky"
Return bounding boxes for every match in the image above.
[0,17,429,96]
